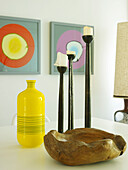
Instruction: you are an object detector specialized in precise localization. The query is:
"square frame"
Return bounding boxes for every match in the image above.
[50,21,94,75]
[0,15,41,74]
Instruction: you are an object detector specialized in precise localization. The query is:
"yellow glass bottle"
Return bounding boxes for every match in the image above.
[17,80,45,147]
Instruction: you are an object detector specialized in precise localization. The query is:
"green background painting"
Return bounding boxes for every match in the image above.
[50,21,94,75]
[0,16,40,74]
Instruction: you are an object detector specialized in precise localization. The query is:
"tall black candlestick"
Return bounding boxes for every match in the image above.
[67,54,75,130]
[57,66,67,133]
[82,35,93,128]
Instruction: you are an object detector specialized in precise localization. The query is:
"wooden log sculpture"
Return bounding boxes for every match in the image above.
[44,128,126,166]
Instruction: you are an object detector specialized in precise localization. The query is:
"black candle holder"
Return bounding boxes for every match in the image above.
[82,35,93,128]
[57,66,67,133]
[67,54,75,130]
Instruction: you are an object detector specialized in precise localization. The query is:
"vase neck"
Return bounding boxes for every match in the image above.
[26,80,36,89]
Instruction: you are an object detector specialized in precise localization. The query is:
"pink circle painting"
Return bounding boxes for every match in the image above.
[56,30,86,69]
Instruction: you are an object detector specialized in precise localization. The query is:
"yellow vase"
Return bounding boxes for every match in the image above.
[17,80,45,147]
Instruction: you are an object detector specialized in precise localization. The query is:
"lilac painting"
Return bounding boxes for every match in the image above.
[50,22,94,75]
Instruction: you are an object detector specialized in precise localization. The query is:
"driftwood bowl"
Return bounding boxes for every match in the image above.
[44,128,127,166]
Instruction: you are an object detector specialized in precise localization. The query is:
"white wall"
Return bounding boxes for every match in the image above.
[0,0,127,126]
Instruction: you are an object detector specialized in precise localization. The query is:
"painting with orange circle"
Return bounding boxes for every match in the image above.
[0,16,40,74]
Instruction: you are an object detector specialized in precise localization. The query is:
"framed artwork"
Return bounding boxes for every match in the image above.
[0,16,41,74]
[50,21,94,75]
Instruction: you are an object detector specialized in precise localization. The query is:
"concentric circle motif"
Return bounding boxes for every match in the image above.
[56,30,86,69]
[66,41,83,62]
[0,24,35,68]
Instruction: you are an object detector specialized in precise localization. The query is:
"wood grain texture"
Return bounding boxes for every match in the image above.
[44,128,127,166]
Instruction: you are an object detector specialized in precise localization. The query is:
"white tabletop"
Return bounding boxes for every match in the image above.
[0,118,128,170]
